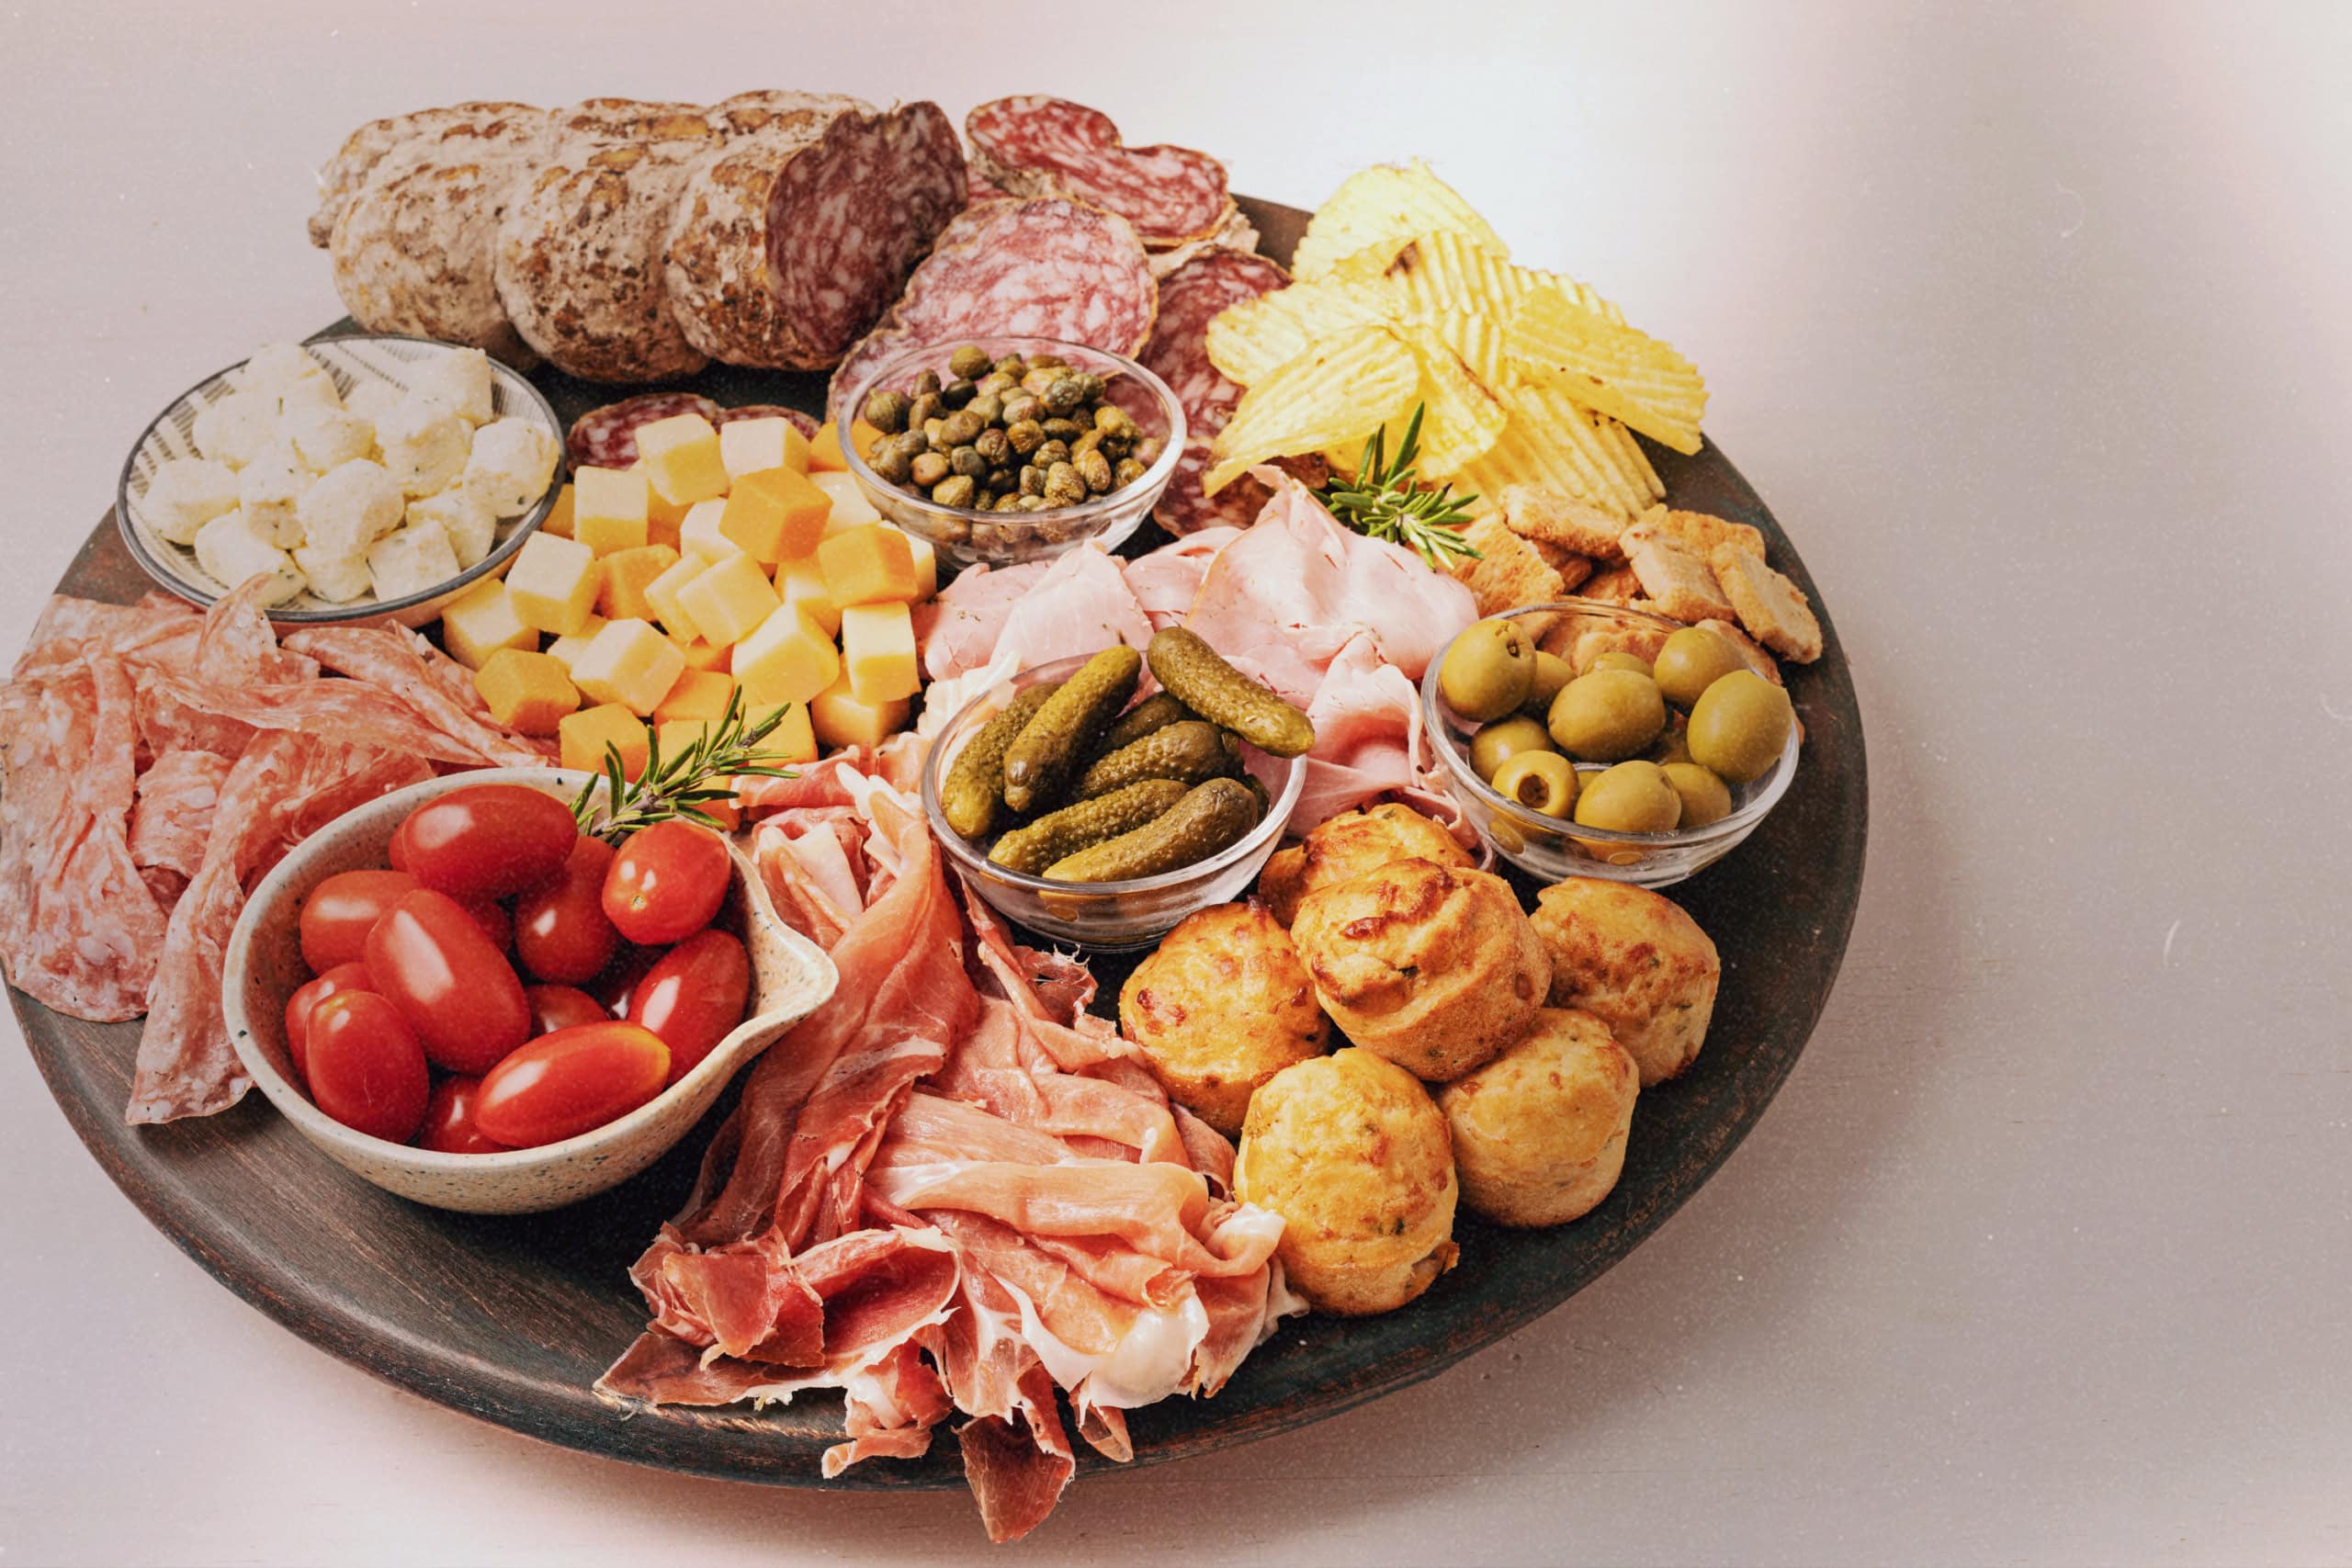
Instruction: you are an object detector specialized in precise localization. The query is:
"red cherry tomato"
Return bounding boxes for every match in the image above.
[457,894,512,953]
[363,887,532,1075]
[387,813,417,873]
[473,1022,671,1148]
[283,961,375,1083]
[298,869,419,973]
[399,785,580,901]
[582,943,660,1017]
[514,834,619,983]
[602,821,730,944]
[305,991,431,1143]
[526,983,611,1035]
[628,930,751,1085]
[417,1076,511,1155]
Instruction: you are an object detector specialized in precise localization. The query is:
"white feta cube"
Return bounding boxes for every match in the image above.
[407,485,497,568]
[367,521,462,603]
[377,393,471,499]
[233,343,334,407]
[463,418,558,516]
[190,390,279,469]
[143,457,242,545]
[276,372,344,415]
[280,403,374,472]
[297,458,403,558]
[238,444,315,547]
[293,545,372,603]
[410,347,495,426]
[344,380,404,426]
[193,510,306,604]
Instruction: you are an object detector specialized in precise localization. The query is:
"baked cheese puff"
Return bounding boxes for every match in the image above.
[1234,1048,1458,1316]
[1440,1008,1639,1227]
[1119,900,1330,1135]
[1530,877,1720,1086]
[1291,858,1549,1082]
[1257,801,1472,929]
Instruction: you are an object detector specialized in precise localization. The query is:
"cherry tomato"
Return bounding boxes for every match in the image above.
[387,813,417,873]
[582,943,660,1017]
[473,1022,671,1148]
[364,887,531,1075]
[283,961,375,1084]
[417,1076,511,1155]
[514,835,619,983]
[457,894,512,953]
[305,991,431,1143]
[628,930,751,1085]
[526,983,612,1035]
[399,784,580,901]
[298,869,419,972]
[602,821,730,944]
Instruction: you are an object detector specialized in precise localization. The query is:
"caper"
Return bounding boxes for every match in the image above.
[922,416,946,448]
[1002,392,1041,427]
[870,443,913,483]
[977,370,1016,398]
[910,451,949,489]
[994,354,1026,377]
[975,428,1010,466]
[1094,403,1131,435]
[994,491,1025,512]
[1069,429,1102,460]
[1016,494,1049,513]
[886,430,929,464]
[949,445,989,480]
[1042,376,1086,417]
[861,389,910,434]
[1114,456,1147,489]
[939,409,985,447]
[940,378,977,410]
[909,390,942,430]
[1019,464,1046,497]
[949,344,994,381]
[1021,367,1061,397]
[1035,438,1070,468]
[1005,418,1044,457]
[933,474,978,509]
[912,368,941,397]
[1039,416,1083,443]
[1076,447,1114,493]
[1071,372,1105,403]
[1043,460,1086,505]
[1132,434,1163,466]
[1028,353,1066,370]
[967,392,1002,426]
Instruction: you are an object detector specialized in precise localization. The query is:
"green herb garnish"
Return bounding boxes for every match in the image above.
[1317,403,1481,570]
[571,688,797,840]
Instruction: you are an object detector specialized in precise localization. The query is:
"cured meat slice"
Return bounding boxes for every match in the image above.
[278,623,553,765]
[966,97,1230,249]
[566,391,722,469]
[1138,248,1289,535]
[127,749,234,884]
[1147,203,1262,279]
[828,197,1157,420]
[710,403,819,439]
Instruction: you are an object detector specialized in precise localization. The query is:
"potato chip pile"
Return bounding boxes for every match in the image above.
[1203,162,1706,515]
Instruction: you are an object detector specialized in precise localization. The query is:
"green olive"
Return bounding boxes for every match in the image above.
[1687,671,1793,784]
[1661,761,1734,828]
[1589,650,1654,678]
[1572,760,1681,834]
[1521,650,1575,716]
[1490,750,1578,818]
[1546,669,1667,761]
[1469,715,1555,781]
[1440,620,1537,722]
[1653,625,1748,708]
[1647,710,1692,765]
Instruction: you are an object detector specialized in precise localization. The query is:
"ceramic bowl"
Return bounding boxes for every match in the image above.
[220,768,836,1214]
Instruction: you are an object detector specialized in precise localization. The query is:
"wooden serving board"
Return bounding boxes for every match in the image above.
[9,197,1868,1489]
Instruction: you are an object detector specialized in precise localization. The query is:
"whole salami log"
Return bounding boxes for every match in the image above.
[311,105,491,248]
[966,97,1232,250]
[1139,248,1289,533]
[828,197,1158,420]
[567,391,723,469]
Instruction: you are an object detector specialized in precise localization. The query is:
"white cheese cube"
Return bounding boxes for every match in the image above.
[678,497,741,562]
[569,618,686,716]
[378,393,471,499]
[293,545,372,603]
[408,485,497,569]
[437,580,537,668]
[238,444,315,547]
[280,403,374,472]
[544,615,608,672]
[233,343,336,410]
[297,458,403,558]
[366,521,462,603]
[410,347,495,426]
[503,530,600,636]
[276,371,345,416]
[344,380,404,426]
[191,390,279,469]
[719,416,805,481]
[463,418,558,515]
[808,469,881,532]
[193,510,306,604]
[143,457,242,545]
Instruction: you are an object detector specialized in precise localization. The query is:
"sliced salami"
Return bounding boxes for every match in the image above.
[829,197,1157,420]
[712,403,820,438]
[1148,203,1261,278]
[1156,440,1272,535]
[966,97,1231,249]
[567,391,722,469]
[1140,249,1289,533]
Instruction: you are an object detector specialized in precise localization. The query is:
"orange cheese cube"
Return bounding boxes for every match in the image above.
[757,699,819,764]
[848,418,884,462]
[839,600,920,704]
[439,580,537,670]
[774,555,841,637]
[639,466,690,552]
[808,671,910,750]
[672,635,730,674]
[541,481,577,540]
[881,526,937,600]
[720,416,810,481]
[597,544,682,623]
[679,498,741,563]
[654,669,739,725]
[569,617,686,716]
[819,524,918,607]
[642,554,709,641]
[722,467,831,564]
[503,531,601,637]
[637,413,729,508]
[560,702,651,781]
[473,648,580,736]
[546,615,608,673]
[808,469,882,532]
[731,604,840,708]
[808,421,849,472]
[572,467,650,558]
[677,552,781,648]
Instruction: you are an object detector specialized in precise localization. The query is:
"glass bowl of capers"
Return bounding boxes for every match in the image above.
[1421,600,1803,888]
[839,336,1188,572]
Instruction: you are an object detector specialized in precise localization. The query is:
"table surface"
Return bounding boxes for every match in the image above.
[4,4,2346,1564]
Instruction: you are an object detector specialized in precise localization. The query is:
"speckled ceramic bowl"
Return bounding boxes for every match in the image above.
[221,768,836,1214]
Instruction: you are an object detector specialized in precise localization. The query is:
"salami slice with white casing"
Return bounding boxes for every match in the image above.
[566,391,723,469]
[1139,248,1289,533]
[966,96,1231,250]
[828,197,1157,420]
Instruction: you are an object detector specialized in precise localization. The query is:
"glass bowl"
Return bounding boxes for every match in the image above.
[837,335,1185,572]
[1422,600,1801,889]
[920,655,1304,952]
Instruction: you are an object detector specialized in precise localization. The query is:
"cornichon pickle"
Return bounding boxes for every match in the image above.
[988,778,1189,875]
[1001,645,1142,812]
[1145,626,1317,758]
[940,682,1060,839]
[1041,778,1261,883]
[1095,691,1193,755]
[1074,720,1238,799]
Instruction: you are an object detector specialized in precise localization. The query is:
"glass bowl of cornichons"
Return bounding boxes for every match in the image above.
[837,336,1186,571]
[920,632,1311,951]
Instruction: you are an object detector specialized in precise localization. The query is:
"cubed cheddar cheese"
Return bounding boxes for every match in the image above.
[641,468,690,552]
[572,467,650,558]
[839,601,920,704]
[759,699,819,764]
[719,416,810,481]
[731,605,840,708]
[560,703,651,781]
[636,413,729,508]
[774,556,841,637]
[808,469,881,532]
[808,421,849,472]
[677,552,781,648]
[808,671,910,750]
[503,531,600,636]
[679,497,740,563]
[439,580,537,670]
[819,523,918,607]
[848,419,884,462]
[653,669,739,725]
[546,615,607,673]
[473,648,581,736]
[569,617,686,716]
[597,544,682,623]
[672,635,730,674]
[903,530,937,600]
[642,553,710,641]
[721,467,831,564]
[541,481,576,540]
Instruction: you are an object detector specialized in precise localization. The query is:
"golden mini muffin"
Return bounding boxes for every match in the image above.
[1530,877,1721,1086]
[1234,1047,1458,1315]
[1440,1008,1639,1227]
[1119,900,1331,1135]
[1291,858,1551,1083]
[1258,801,1473,929]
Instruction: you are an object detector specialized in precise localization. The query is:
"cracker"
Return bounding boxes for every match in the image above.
[1709,544,1821,662]
[1451,513,1565,617]
[1498,483,1628,559]
[1523,537,1593,591]
[1625,504,1765,561]
[1627,536,1736,624]
[1696,616,1782,687]
[1579,561,1647,605]
[1569,621,1670,671]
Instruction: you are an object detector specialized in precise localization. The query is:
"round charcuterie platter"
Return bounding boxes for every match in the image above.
[12,195,1866,1495]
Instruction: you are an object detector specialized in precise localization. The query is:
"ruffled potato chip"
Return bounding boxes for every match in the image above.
[1205,281,1385,388]
[1205,327,1418,496]
[1457,378,1664,522]
[1505,285,1708,455]
[1291,161,1509,283]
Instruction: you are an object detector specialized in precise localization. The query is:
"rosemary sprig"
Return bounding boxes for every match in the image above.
[1317,404,1482,570]
[571,687,797,840]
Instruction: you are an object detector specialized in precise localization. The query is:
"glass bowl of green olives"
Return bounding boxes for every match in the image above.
[1421,600,1802,888]
[921,652,1306,952]
[839,336,1187,572]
